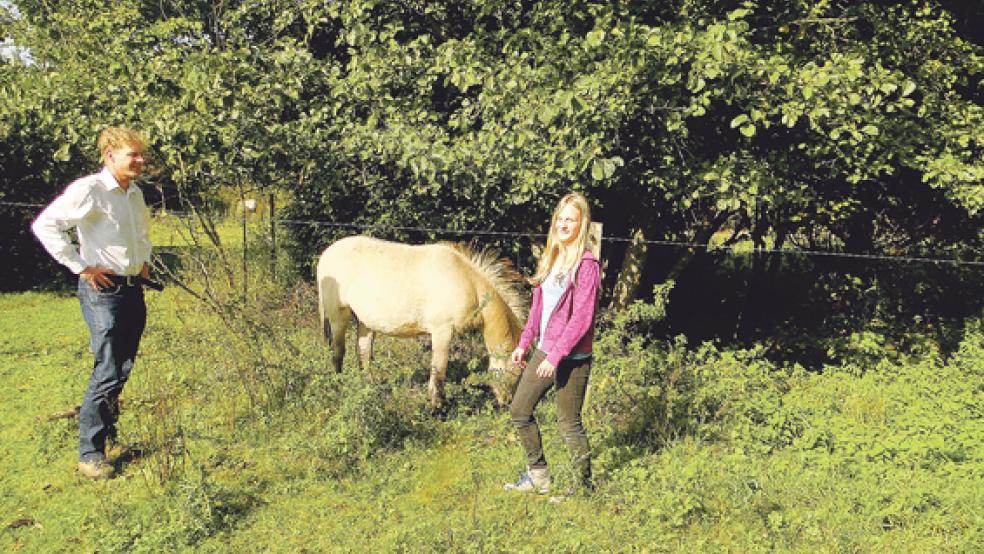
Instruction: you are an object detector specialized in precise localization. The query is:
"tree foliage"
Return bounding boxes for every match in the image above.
[2,0,982,361]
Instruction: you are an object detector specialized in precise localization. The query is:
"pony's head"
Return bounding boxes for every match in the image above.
[441,242,527,376]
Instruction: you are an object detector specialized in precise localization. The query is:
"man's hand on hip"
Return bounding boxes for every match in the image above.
[80,266,116,289]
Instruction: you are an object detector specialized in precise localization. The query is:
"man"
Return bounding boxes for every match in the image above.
[32,127,152,480]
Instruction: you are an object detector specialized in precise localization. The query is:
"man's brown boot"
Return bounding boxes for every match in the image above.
[105,439,131,462]
[78,459,115,480]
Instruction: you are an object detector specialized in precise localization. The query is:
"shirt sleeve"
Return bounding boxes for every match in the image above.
[30,181,95,274]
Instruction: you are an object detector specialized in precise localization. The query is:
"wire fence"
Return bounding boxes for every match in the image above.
[273,216,984,268]
[4,199,984,268]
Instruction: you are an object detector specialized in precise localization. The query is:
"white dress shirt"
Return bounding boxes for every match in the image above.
[31,167,152,275]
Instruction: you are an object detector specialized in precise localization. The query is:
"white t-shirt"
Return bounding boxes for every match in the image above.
[536,264,568,350]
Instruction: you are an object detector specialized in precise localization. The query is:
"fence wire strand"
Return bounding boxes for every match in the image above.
[3,200,983,268]
[274,217,984,268]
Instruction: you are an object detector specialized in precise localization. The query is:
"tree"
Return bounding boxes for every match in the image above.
[3,0,982,363]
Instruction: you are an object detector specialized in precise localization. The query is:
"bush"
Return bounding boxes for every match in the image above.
[589,283,790,474]
[92,469,257,552]
[300,374,439,478]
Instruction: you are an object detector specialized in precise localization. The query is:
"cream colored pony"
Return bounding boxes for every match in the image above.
[316,236,526,410]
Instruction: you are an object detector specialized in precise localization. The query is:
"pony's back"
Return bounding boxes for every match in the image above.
[317,236,484,337]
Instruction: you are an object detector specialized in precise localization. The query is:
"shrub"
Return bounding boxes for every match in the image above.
[91,469,256,552]
[296,371,440,478]
[589,284,790,474]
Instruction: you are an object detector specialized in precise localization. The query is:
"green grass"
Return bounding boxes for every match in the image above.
[0,292,99,550]
[150,213,250,249]
[2,283,982,553]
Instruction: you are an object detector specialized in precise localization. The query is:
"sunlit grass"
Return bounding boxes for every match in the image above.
[149,212,255,249]
[2,279,981,552]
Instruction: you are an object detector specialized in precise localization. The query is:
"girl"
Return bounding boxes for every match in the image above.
[505,192,601,495]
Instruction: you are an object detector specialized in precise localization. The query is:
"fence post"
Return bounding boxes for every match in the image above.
[610,228,648,311]
[589,221,603,259]
[269,191,276,277]
[240,189,248,300]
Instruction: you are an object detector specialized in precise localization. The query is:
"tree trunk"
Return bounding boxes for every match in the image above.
[610,228,649,311]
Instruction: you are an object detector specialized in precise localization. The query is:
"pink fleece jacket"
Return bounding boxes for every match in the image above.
[517,250,601,367]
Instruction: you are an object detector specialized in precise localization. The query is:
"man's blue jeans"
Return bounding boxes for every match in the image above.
[77,278,146,462]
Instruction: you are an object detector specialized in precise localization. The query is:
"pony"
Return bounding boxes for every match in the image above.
[316,236,527,411]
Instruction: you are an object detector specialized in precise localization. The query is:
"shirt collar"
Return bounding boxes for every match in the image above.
[99,167,138,194]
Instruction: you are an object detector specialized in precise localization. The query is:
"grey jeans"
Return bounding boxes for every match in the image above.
[509,349,591,486]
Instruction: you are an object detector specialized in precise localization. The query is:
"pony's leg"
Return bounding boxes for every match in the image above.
[428,328,453,412]
[328,308,350,372]
[319,276,349,372]
[356,321,375,368]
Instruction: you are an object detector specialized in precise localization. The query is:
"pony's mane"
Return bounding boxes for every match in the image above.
[438,242,527,325]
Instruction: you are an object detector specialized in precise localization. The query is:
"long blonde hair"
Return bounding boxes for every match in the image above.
[531,192,592,286]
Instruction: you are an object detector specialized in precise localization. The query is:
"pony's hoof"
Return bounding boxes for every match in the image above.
[430,396,451,421]
[429,402,449,420]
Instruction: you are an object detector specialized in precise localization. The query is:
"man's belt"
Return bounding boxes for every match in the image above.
[108,274,165,291]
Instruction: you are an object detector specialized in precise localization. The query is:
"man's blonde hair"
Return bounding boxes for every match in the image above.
[97,127,145,163]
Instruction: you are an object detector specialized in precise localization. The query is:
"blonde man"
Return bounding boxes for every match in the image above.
[32,127,151,479]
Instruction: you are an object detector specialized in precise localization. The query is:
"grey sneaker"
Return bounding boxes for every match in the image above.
[504,467,550,494]
[548,488,576,504]
[78,459,115,480]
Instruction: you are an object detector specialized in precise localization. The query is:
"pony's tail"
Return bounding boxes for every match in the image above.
[317,276,333,344]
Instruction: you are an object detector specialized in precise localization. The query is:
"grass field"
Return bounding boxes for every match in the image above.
[149,212,248,248]
[2,271,982,552]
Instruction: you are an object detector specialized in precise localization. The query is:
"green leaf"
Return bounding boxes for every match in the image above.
[54,143,71,162]
[901,81,916,97]
[740,124,756,137]
[603,159,616,178]
[591,159,605,180]
[585,29,606,48]
[730,114,750,129]
[861,125,879,136]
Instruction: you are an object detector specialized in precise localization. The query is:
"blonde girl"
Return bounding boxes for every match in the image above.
[505,192,601,496]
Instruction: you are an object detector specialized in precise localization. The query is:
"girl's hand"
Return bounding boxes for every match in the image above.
[535,359,556,380]
[510,347,526,367]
